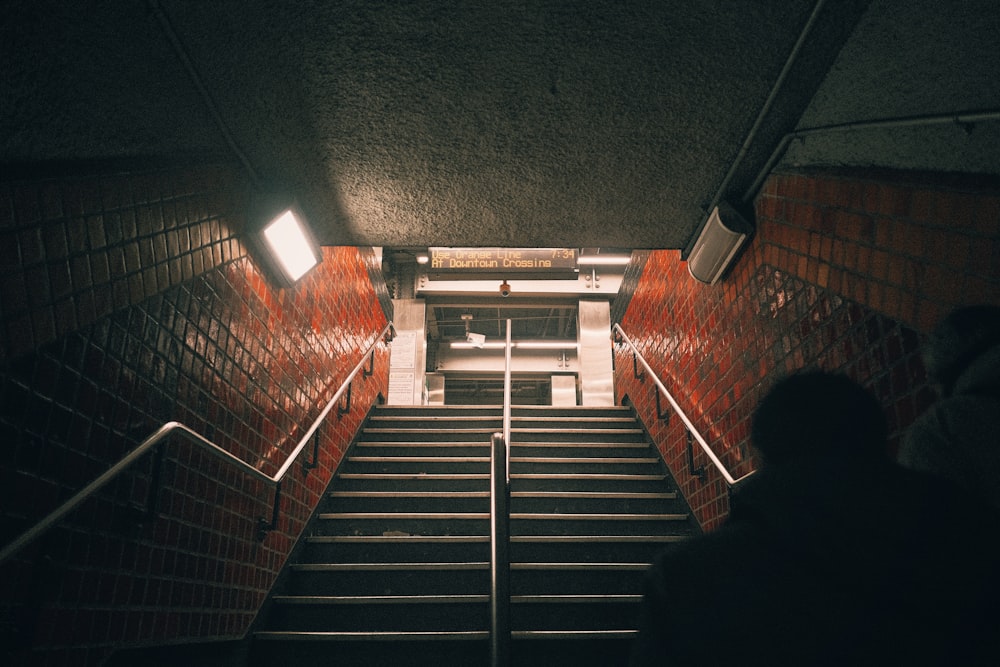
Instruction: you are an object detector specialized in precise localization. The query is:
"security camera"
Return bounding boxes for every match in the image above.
[499,280,511,297]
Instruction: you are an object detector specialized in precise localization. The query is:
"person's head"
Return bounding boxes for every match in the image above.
[923,305,1000,396]
[750,371,887,466]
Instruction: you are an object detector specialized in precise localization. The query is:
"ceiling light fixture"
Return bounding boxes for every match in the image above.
[258,207,321,285]
[450,341,507,350]
[687,202,752,285]
[576,254,632,266]
[449,340,578,350]
[515,340,579,350]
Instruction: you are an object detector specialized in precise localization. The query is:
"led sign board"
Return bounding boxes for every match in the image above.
[427,247,579,280]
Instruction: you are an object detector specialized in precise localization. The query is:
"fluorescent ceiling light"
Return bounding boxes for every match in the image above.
[451,341,507,350]
[515,341,579,350]
[577,254,631,265]
[261,209,319,283]
[449,340,578,350]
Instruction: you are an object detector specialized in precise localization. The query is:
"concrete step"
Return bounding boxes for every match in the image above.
[510,534,685,562]
[509,563,650,595]
[511,406,636,419]
[340,455,661,475]
[250,631,490,667]
[510,428,647,443]
[509,631,637,667]
[254,403,695,666]
[325,489,679,514]
[333,473,490,493]
[510,473,669,494]
[287,562,490,596]
[358,426,647,444]
[510,595,642,631]
[313,511,490,537]
[303,534,490,562]
[341,456,490,474]
[266,595,490,632]
[359,427,498,442]
[355,441,650,457]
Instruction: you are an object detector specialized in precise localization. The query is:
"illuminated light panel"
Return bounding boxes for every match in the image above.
[449,340,578,350]
[515,341,579,350]
[577,254,632,265]
[262,209,318,282]
[451,341,507,350]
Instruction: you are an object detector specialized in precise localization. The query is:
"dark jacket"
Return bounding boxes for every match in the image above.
[899,341,1000,511]
[630,453,1000,666]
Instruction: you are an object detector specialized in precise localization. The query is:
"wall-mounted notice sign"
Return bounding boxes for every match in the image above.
[388,330,418,404]
[427,247,579,280]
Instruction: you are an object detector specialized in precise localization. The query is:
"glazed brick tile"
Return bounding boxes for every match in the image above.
[1,166,390,665]
[615,167,991,531]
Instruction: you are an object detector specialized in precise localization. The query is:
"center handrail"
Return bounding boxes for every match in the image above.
[0,322,394,565]
[489,318,513,666]
[489,431,511,667]
[613,323,754,487]
[502,318,512,481]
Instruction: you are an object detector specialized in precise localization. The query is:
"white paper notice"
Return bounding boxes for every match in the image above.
[388,331,418,403]
[391,331,416,369]
[388,370,415,404]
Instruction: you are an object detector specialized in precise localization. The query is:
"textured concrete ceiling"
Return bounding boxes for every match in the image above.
[3,1,998,249]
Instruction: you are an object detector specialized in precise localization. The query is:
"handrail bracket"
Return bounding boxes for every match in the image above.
[655,391,671,421]
[302,430,320,472]
[686,430,707,481]
[632,351,645,380]
[337,382,353,417]
[257,481,282,541]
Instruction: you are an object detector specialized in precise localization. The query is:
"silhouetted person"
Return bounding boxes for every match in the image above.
[898,305,1000,511]
[630,371,1000,667]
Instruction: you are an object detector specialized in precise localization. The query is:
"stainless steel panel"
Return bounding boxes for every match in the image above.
[577,300,614,406]
[425,372,445,405]
[435,348,578,373]
[551,375,577,406]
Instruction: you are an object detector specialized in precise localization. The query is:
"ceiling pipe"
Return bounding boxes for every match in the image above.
[742,109,1000,202]
[685,0,829,257]
[148,0,263,190]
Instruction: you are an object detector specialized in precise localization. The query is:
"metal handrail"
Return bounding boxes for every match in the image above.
[489,318,513,666]
[0,322,393,565]
[489,433,511,667]
[613,323,754,487]
[502,319,512,481]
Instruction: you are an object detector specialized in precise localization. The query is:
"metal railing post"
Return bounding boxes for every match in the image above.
[502,319,512,481]
[489,432,511,667]
[490,318,514,666]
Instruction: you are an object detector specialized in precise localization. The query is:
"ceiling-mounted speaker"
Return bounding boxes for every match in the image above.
[687,201,753,285]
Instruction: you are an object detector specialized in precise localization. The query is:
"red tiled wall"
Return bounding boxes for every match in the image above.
[617,168,999,531]
[759,169,999,331]
[0,165,390,666]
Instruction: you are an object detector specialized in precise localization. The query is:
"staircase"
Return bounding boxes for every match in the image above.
[251,405,696,666]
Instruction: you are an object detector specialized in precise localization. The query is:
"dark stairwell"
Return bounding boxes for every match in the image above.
[248,403,698,666]
[4,163,975,665]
